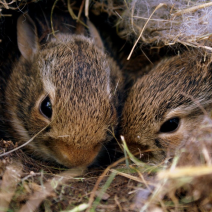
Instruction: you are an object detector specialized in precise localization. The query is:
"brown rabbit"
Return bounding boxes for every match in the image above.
[2,14,123,168]
[120,50,212,162]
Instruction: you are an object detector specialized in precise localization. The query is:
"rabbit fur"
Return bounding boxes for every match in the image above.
[2,14,123,168]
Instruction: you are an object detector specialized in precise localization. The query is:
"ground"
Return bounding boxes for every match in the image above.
[0,140,150,212]
[1,130,212,212]
[1,1,212,211]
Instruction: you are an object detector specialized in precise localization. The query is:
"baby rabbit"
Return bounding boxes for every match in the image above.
[121,50,212,162]
[2,14,123,168]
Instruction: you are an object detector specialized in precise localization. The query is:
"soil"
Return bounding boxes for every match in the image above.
[0,139,151,212]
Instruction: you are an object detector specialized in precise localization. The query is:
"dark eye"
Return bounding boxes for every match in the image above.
[40,96,52,119]
[160,117,180,133]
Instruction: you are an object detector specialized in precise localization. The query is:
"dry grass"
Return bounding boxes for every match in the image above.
[1,0,212,211]
[2,0,212,50]
[110,0,212,51]
[1,117,212,212]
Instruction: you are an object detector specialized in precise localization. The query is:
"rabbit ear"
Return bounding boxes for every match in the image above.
[17,14,39,62]
[87,20,104,51]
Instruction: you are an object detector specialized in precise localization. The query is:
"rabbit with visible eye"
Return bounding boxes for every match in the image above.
[120,51,212,162]
[2,14,123,168]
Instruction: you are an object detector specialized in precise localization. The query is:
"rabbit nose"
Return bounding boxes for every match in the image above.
[60,150,99,168]
[55,141,102,168]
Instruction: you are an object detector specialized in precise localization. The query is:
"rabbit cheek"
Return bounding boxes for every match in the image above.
[52,141,102,168]
[158,133,184,149]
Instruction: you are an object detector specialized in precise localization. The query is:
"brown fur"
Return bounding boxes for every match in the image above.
[120,50,212,162]
[3,14,123,168]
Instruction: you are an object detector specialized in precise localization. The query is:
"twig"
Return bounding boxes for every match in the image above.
[85,0,89,18]
[50,0,59,37]
[0,124,50,157]
[77,0,85,21]
[158,165,212,179]
[173,2,212,17]
[19,170,83,212]
[67,0,88,28]
[86,157,129,211]
[110,169,142,183]
[127,3,167,60]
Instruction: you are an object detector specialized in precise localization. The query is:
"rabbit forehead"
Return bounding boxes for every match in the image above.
[39,38,111,97]
[133,55,212,121]
[40,51,112,110]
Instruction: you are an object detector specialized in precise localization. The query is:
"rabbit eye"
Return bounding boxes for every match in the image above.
[40,96,52,119]
[160,117,180,133]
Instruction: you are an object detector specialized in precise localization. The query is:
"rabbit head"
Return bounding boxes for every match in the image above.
[121,51,212,161]
[5,14,122,168]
